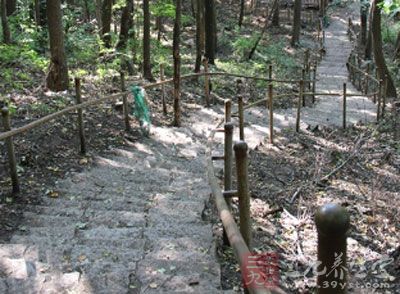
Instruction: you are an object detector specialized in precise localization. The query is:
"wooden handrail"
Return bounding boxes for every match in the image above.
[347,62,379,84]
[207,117,285,294]
[0,72,318,142]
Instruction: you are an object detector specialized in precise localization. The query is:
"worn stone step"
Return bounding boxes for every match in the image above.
[0,244,39,261]
[21,211,146,232]
[0,271,90,294]
[0,258,37,279]
[137,257,221,293]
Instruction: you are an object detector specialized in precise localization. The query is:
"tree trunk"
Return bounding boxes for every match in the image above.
[394,31,400,60]
[95,0,102,29]
[364,3,373,59]
[205,0,216,64]
[291,0,301,46]
[173,0,182,127]
[101,0,113,48]
[143,0,154,80]
[360,5,367,46]
[83,0,90,22]
[1,0,11,43]
[116,0,133,50]
[195,0,205,72]
[239,0,245,27]
[372,0,397,98]
[272,1,279,27]
[46,0,69,91]
[6,0,15,16]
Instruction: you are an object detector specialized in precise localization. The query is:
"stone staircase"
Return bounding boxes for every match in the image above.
[0,106,227,293]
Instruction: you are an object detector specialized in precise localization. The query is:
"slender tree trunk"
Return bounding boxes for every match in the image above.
[365,2,373,59]
[205,0,216,64]
[372,0,397,98]
[173,0,182,127]
[360,5,367,46]
[101,0,113,48]
[239,0,245,27]
[195,0,205,72]
[46,0,69,91]
[6,0,15,16]
[117,0,133,50]
[1,0,11,43]
[394,31,400,60]
[143,0,154,80]
[95,0,102,29]
[272,1,279,27]
[291,0,301,46]
[83,0,90,22]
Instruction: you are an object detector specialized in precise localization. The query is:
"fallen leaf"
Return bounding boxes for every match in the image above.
[78,255,87,262]
[149,283,158,289]
[79,158,88,165]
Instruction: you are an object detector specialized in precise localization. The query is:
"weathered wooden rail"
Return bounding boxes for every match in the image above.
[207,94,351,293]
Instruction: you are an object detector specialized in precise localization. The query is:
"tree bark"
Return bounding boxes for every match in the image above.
[365,2,373,59]
[143,0,154,80]
[195,0,205,72]
[1,0,11,43]
[95,0,102,29]
[173,0,182,127]
[239,0,245,27]
[117,0,133,50]
[394,31,400,60]
[372,0,397,98]
[205,0,216,64]
[291,0,301,46]
[271,1,279,27]
[46,0,69,91]
[6,0,15,16]
[101,0,113,48]
[360,4,367,46]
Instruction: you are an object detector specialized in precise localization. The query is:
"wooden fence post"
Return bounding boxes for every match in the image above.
[343,83,347,129]
[296,80,303,132]
[160,64,167,115]
[223,122,234,246]
[75,78,87,155]
[315,203,350,294]
[364,63,370,95]
[302,69,306,107]
[382,75,388,119]
[269,82,274,145]
[377,79,383,121]
[1,107,19,194]
[393,101,400,141]
[120,73,131,132]
[203,58,210,107]
[225,99,232,123]
[312,66,317,104]
[238,96,245,141]
[357,56,362,91]
[234,141,251,248]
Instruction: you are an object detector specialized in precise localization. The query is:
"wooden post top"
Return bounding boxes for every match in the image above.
[234,141,248,156]
[224,122,234,132]
[315,203,350,237]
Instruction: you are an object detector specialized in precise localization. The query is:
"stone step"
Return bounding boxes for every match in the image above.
[0,271,90,294]
[0,258,37,279]
[0,244,39,261]
[22,210,146,230]
[44,245,144,272]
